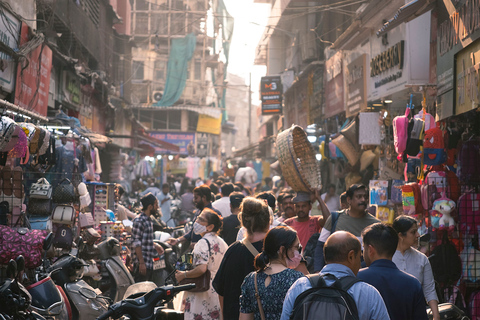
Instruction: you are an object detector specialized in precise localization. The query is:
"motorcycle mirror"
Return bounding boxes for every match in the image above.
[43,232,54,251]
[77,236,85,255]
[15,255,25,273]
[6,259,17,279]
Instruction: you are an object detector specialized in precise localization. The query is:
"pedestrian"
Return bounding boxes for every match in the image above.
[213,182,234,217]
[180,184,195,216]
[213,197,270,320]
[284,192,323,250]
[175,208,228,320]
[314,184,380,272]
[220,192,245,245]
[392,215,440,320]
[131,193,165,282]
[239,226,304,320]
[276,192,295,223]
[235,161,258,190]
[358,223,428,320]
[320,184,340,212]
[280,231,390,320]
[157,183,174,227]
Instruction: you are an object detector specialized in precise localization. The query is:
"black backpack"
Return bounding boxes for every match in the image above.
[290,274,360,320]
[429,232,462,285]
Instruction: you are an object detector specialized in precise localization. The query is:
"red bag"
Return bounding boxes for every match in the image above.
[0,225,47,268]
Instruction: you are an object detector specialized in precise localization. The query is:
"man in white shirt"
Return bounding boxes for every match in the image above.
[321,184,340,212]
[234,161,257,189]
[157,183,174,227]
[212,182,234,217]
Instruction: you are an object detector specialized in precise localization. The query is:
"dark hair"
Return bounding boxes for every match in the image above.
[194,185,212,202]
[264,177,272,184]
[254,226,297,271]
[340,192,347,204]
[362,223,398,258]
[209,183,219,195]
[221,182,234,197]
[324,234,361,264]
[346,184,367,199]
[202,208,223,234]
[282,193,294,203]
[115,184,125,197]
[234,182,245,191]
[180,179,191,194]
[215,194,222,201]
[239,197,270,235]
[392,215,417,236]
[327,184,336,190]
[256,192,276,210]
[229,192,245,209]
[238,161,246,167]
[141,193,157,209]
[162,183,169,189]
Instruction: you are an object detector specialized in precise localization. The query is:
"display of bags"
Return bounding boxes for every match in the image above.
[53,178,76,203]
[52,205,76,225]
[53,225,73,249]
[29,178,53,199]
[29,215,53,231]
[423,127,446,165]
[393,107,410,155]
[28,198,52,216]
[78,212,94,228]
[0,225,47,268]
[0,117,18,152]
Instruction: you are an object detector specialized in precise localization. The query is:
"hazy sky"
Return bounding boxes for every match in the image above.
[224,0,270,101]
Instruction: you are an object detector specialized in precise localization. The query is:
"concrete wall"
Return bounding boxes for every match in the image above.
[5,0,36,29]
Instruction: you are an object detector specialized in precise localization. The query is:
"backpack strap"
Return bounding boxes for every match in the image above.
[306,273,327,288]
[331,211,342,233]
[333,276,362,292]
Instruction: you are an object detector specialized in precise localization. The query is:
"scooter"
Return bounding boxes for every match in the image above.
[0,256,46,320]
[27,232,71,320]
[47,237,109,320]
[96,283,195,320]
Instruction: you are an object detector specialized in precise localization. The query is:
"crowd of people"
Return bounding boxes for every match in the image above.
[121,174,440,320]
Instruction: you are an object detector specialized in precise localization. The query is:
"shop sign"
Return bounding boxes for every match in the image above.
[324,52,344,118]
[197,113,222,135]
[0,10,20,93]
[62,71,82,107]
[346,54,367,117]
[149,131,195,155]
[260,76,283,115]
[455,40,480,115]
[370,41,404,77]
[14,24,52,117]
[438,0,480,57]
[197,132,208,157]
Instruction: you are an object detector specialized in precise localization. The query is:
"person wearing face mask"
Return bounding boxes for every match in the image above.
[239,227,304,320]
[313,184,380,272]
[174,208,227,319]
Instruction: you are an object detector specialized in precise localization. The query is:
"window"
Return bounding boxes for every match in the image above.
[188,111,199,131]
[169,110,182,130]
[151,13,168,35]
[151,110,182,130]
[135,0,149,10]
[171,13,186,35]
[152,110,168,130]
[139,110,152,129]
[194,60,202,80]
[135,13,149,34]
[266,122,274,136]
[154,60,166,80]
[132,61,144,80]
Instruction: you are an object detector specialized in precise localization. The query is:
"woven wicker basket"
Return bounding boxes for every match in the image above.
[276,125,321,193]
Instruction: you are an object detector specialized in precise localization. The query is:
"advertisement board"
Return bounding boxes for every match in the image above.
[0,10,20,93]
[260,76,283,115]
[345,54,367,117]
[455,40,480,115]
[324,51,344,118]
[149,132,195,155]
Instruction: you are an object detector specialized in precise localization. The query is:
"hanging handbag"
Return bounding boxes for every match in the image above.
[179,238,211,292]
[28,198,52,216]
[53,178,76,203]
[79,212,94,228]
[53,225,73,249]
[29,215,53,231]
[52,205,76,225]
[0,225,47,268]
[30,178,53,199]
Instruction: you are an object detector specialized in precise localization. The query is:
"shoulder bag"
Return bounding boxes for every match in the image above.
[241,238,260,257]
[254,272,266,320]
[53,178,76,203]
[52,204,76,225]
[30,178,53,199]
[179,238,211,292]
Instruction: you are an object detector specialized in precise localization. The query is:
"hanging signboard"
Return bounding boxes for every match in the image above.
[197,114,222,135]
[14,23,52,117]
[149,131,196,155]
[455,40,480,116]
[345,54,368,117]
[197,132,208,157]
[260,76,283,115]
[0,10,20,93]
[324,51,344,118]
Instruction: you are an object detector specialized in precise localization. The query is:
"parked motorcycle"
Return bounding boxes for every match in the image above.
[96,283,195,320]
[47,238,109,320]
[0,256,46,320]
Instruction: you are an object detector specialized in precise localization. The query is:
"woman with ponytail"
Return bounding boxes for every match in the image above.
[239,226,304,320]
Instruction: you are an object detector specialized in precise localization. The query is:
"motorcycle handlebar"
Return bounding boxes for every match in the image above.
[96,309,114,320]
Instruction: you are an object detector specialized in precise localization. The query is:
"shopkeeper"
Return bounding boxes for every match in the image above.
[114,184,136,221]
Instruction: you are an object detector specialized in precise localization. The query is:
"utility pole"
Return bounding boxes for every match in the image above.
[248,72,252,145]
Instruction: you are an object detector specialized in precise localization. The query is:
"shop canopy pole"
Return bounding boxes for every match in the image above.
[0,99,49,123]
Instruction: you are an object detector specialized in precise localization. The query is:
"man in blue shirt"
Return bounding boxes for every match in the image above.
[281,231,390,320]
[357,223,428,320]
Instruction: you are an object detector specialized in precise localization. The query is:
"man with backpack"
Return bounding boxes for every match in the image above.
[314,184,380,272]
[357,223,428,320]
[280,231,389,320]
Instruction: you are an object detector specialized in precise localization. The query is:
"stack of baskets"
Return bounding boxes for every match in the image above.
[276,125,322,193]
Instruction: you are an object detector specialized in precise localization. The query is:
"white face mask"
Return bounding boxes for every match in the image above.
[193,221,207,235]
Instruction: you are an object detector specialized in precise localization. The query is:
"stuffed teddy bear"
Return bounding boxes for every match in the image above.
[434,196,456,228]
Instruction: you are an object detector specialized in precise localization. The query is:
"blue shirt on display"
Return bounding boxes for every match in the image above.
[280,263,390,320]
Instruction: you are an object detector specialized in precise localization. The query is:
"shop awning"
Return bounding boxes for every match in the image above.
[377,0,435,37]
[131,104,222,119]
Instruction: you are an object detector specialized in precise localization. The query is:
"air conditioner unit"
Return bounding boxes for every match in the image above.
[152,91,163,103]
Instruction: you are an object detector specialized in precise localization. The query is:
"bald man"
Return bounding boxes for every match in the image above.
[280,231,390,320]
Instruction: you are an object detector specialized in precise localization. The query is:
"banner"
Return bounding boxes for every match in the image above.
[0,10,20,93]
[149,132,195,155]
[260,76,283,115]
[197,114,222,135]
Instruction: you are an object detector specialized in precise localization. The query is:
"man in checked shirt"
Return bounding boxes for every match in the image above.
[132,193,165,282]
